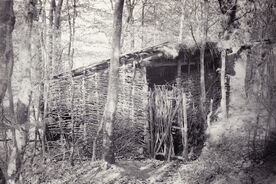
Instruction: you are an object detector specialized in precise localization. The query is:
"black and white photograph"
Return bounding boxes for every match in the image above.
[0,0,275,183]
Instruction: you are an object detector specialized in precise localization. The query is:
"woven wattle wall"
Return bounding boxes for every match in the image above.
[47,61,148,158]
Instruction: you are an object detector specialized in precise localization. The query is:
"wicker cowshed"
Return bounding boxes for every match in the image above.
[46,41,222,159]
[46,42,185,157]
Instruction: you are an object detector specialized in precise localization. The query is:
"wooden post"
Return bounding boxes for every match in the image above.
[69,75,75,166]
[82,74,87,144]
[121,64,127,119]
[182,92,188,159]
[149,92,154,157]
[131,64,136,123]
[142,67,151,156]
[220,50,227,119]
[176,58,182,160]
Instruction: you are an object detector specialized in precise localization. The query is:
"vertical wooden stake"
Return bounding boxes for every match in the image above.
[131,64,136,122]
[206,99,213,134]
[82,75,87,144]
[149,93,154,157]
[182,92,188,159]
[142,67,151,156]
[220,50,227,119]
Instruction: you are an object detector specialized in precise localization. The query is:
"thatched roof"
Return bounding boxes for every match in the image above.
[53,41,219,79]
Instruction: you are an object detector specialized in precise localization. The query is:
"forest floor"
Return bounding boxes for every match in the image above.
[22,118,275,184]
[29,149,276,184]
[29,97,276,184]
[35,159,182,184]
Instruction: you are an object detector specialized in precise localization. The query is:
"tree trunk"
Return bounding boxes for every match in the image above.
[141,0,146,48]
[126,0,135,51]
[102,0,124,164]
[67,0,76,166]
[153,1,157,45]
[0,0,15,104]
[7,58,16,184]
[53,0,64,74]
[177,0,185,88]
[0,0,15,183]
[49,0,56,76]
[178,0,185,43]
[48,0,64,76]
[41,48,48,156]
[54,0,63,31]
[40,0,49,157]
[199,0,209,120]
[7,1,36,183]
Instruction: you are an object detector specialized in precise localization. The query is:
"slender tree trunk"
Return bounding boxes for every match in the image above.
[177,0,185,87]
[48,0,64,76]
[126,0,135,51]
[102,0,124,164]
[67,0,76,166]
[37,0,48,158]
[141,0,146,48]
[49,0,56,77]
[178,0,185,43]
[7,1,36,183]
[41,41,48,157]
[30,0,45,165]
[54,0,63,31]
[199,0,209,120]
[153,1,157,45]
[53,0,64,74]
[130,21,135,50]
[217,0,239,120]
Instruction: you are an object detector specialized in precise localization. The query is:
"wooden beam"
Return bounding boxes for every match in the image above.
[145,62,196,67]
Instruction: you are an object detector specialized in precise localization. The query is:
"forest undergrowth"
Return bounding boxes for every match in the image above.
[22,105,276,184]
